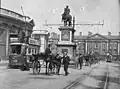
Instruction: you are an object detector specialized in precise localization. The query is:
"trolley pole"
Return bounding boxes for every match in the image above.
[21,6,28,44]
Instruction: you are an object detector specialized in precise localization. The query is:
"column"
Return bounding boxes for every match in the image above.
[70,31,72,42]
[6,25,10,57]
[101,42,102,55]
[44,36,46,52]
[107,40,109,52]
[85,40,88,54]
[118,42,119,55]
[59,31,62,41]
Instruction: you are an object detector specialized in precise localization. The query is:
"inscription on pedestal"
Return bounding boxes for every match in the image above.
[61,30,70,41]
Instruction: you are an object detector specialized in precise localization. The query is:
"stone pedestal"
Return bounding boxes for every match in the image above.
[57,26,76,58]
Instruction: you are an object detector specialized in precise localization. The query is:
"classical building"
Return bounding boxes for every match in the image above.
[0,8,35,60]
[32,30,49,53]
[49,31,120,58]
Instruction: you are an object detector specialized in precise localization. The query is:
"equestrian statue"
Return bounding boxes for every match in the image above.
[62,5,72,26]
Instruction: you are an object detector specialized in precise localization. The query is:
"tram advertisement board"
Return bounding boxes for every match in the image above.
[61,30,70,41]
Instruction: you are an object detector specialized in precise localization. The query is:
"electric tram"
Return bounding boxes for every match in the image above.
[8,38,40,68]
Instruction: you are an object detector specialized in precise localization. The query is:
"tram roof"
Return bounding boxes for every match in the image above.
[10,43,28,46]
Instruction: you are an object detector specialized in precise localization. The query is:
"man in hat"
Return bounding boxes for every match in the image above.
[78,54,83,69]
[62,52,70,76]
[45,44,51,74]
[55,53,62,75]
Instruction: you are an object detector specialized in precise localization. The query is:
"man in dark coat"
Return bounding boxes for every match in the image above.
[45,44,51,60]
[62,52,70,76]
[55,53,62,75]
[44,44,51,74]
[78,54,83,69]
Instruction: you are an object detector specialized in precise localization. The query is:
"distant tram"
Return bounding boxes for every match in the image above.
[106,52,112,62]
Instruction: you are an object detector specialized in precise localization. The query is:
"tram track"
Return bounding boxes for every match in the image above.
[103,62,120,89]
[118,62,120,89]
[103,62,109,89]
[62,64,100,89]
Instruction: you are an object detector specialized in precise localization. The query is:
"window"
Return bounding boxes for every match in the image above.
[109,43,113,49]
[28,48,31,54]
[62,49,68,54]
[95,43,98,48]
[32,49,34,54]
[102,43,106,48]
[114,43,117,49]
[10,45,21,54]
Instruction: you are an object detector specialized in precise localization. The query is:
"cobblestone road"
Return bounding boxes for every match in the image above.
[0,61,119,89]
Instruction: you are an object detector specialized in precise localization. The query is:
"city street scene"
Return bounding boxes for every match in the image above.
[0,0,120,89]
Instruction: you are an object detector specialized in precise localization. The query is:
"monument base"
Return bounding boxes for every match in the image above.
[57,43,76,59]
[57,25,76,59]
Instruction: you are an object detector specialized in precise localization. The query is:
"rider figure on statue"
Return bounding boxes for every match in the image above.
[62,5,72,26]
[64,5,70,15]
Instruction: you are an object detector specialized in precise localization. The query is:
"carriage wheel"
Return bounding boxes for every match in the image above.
[37,61,41,74]
[32,61,41,75]
[47,62,55,74]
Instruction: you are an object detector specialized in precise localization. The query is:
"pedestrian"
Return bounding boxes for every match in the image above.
[62,52,70,76]
[55,53,62,75]
[78,54,83,69]
[44,44,51,74]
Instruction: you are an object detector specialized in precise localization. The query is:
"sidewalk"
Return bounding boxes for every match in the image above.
[0,60,9,67]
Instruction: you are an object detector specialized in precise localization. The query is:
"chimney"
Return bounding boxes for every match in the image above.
[88,31,92,36]
[108,32,111,36]
[79,32,82,36]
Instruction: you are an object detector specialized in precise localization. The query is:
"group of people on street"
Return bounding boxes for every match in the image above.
[44,44,70,76]
[18,43,105,76]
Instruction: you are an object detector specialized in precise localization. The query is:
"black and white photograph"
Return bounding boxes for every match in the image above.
[0,0,120,89]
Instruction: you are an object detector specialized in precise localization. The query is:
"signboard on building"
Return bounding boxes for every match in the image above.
[10,38,19,43]
[29,38,40,46]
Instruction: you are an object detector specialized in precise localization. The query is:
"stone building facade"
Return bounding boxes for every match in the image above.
[49,32,120,58]
[0,8,35,60]
[32,30,49,53]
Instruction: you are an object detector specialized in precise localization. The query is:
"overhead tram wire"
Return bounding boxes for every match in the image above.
[43,23,104,27]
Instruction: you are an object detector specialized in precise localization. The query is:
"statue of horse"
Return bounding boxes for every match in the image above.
[62,14,72,26]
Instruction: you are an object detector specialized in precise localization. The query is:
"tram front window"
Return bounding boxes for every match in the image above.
[11,45,21,54]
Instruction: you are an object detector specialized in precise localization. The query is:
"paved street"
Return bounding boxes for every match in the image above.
[0,61,120,89]
[68,62,120,89]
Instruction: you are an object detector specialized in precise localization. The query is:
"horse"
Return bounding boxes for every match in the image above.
[46,54,62,74]
[62,13,72,26]
[82,54,92,66]
[74,55,84,69]
[38,51,61,75]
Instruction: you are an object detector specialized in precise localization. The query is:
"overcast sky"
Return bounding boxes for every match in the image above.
[1,0,120,35]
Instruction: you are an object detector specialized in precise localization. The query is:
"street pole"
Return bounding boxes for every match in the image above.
[21,6,28,44]
[97,21,100,33]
